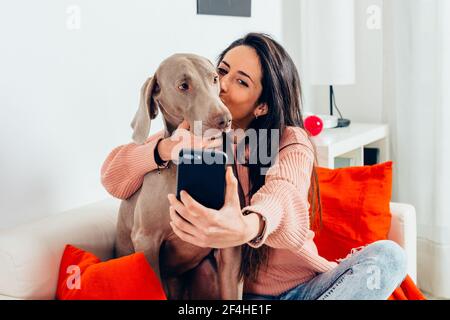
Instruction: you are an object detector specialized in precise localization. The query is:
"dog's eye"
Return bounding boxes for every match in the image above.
[213,76,218,84]
[178,83,189,91]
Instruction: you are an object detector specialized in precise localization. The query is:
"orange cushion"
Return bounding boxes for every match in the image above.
[312,161,425,300]
[389,275,426,300]
[312,161,393,261]
[56,244,167,300]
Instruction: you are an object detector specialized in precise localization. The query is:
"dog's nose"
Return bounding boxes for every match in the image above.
[213,113,232,130]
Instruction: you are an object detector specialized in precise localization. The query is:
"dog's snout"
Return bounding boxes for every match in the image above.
[213,113,232,130]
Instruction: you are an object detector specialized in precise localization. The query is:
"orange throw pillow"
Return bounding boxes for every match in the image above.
[56,244,167,300]
[312,161,425,300]
[312,161,393,261]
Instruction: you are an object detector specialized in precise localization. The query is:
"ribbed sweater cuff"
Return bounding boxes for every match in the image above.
[101,130,165,199]
[131,135,162,175]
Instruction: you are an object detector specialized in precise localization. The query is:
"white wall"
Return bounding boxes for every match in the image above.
[0,0,283,229]
[0,0,386,230]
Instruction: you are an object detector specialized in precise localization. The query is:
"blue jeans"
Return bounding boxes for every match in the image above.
[243,240,408,300]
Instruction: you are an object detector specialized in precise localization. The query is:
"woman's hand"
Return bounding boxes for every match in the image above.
[167,166,258,248]
[158,120,223,162]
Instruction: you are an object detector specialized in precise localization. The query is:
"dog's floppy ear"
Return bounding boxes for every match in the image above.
[131,76,160,144]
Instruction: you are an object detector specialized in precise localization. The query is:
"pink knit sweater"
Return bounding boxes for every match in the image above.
[101,126,338,296]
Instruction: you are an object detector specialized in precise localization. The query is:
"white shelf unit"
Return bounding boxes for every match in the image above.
[310,123,389,169]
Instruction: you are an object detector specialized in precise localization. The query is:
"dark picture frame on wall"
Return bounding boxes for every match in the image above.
[197,0,251,17]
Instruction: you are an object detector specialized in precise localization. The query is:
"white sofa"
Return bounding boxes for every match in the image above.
[0,199,417,300]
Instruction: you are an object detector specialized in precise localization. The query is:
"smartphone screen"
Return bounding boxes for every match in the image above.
[176,149,228,210]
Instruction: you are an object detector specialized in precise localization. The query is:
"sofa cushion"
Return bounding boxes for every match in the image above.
[312,161,393,261]
[0,198,119,299]
[56,244,166,300]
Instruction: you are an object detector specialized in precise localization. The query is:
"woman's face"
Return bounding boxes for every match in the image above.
[217,45,267,130]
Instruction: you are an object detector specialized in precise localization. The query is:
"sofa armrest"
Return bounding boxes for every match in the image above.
[388,202,417,283]
[0,198,120,300]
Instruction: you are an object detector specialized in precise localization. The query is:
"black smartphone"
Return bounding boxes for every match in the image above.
[176,148,228,210]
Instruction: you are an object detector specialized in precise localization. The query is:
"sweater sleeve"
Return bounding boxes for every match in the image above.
[241,144,336,272]
[100,130,165,200]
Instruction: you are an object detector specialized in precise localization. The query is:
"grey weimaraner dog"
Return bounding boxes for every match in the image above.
[115,54,243,300]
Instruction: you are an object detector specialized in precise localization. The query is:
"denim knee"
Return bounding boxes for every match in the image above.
[370,240,408,286]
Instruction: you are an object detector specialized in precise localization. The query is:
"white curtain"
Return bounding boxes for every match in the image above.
[383,0,450,298]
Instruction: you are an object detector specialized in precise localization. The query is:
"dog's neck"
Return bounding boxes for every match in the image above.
[157,100,183,138]
[162,117,178,138]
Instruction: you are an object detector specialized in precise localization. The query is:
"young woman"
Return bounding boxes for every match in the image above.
[101,33,407,300]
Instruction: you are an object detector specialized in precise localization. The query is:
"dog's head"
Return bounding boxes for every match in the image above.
[131,53,232,144]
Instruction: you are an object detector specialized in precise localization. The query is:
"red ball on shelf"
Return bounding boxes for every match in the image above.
[304,115,324,136]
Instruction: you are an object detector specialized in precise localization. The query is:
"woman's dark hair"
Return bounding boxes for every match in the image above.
[217,33,323,283]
